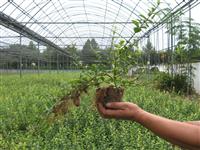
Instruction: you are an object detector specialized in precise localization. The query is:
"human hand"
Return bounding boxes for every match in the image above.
[96,100,143,121]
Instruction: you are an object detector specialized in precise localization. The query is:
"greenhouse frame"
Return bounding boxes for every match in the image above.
[1,0,200,149]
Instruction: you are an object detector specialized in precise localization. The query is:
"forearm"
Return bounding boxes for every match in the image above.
[135,110,200,149]
[185,121,200,126]
[165,137,200,150]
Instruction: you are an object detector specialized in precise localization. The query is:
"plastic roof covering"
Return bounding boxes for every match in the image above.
[0,0,185,49]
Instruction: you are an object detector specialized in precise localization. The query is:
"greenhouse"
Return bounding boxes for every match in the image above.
[1,0,200,149]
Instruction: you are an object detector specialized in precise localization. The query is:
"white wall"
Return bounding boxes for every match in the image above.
[128,62,200,94]
[157,63,200,94]
[193,63,200,94]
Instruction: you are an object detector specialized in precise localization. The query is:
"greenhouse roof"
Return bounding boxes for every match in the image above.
[0,0,197,49]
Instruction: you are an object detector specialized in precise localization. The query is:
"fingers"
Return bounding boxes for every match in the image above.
[96,88,106,103]
[96,99,106,117]
[96,100,124,119]
[102,109,124,119]
[105,102,128,110]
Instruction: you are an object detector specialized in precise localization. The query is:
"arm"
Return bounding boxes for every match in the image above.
[137,110,200,150]
[185,121,200,126]
[96,101,200,150]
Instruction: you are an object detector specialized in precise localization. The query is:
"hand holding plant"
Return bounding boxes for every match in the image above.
[96,89,142,121]
[49,0,162,118]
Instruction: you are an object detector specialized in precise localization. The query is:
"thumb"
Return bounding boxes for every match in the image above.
[106,102,127,109]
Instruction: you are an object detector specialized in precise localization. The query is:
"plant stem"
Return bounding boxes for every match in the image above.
[113,50,117,87]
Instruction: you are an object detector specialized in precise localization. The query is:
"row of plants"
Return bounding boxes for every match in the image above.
[1,72,200,149]
[155,72,194,95]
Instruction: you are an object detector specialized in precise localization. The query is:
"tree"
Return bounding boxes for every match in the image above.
[64,44,78,58]
[167,17,200,94]
[90,38,99,50]
[64,44,80,67]
[28,41,37,51]
[81,39,99,65]
[142,39,158,65]
[168,17,200,63]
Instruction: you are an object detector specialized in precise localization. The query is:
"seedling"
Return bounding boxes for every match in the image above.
[49,1,161,117]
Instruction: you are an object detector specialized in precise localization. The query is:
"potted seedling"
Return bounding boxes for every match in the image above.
[49,1,162,117]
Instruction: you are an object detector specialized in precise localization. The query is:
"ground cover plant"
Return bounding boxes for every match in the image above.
[1,72,200,149]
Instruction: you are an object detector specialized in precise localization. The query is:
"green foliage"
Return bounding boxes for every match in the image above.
[156,72,194,94]
[168,17,200,63]
[0,42,77,70]
[150,66,159,72]
[49,2,165,115]
[1,73,200,149]
[0,42,42,69]
[142,39,159,65]
[134,27,142,33]
[132,20,140,28]
[81,39,100,65]
[132,0,161,33]
[28,41,37,51]
[64,44,81,67]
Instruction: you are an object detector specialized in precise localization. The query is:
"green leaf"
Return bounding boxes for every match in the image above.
[140,14,147,20]
[141,26,147,29]
[119,40,125,46]
[134,27,142,33]
[148,12,153,17]
[147,19,154,24]
[151,13,156,19]
[151,7,156,13]
[132,19,140,27]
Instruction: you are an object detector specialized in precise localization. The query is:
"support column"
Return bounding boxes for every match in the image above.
[57,53,59,73]
[19,34,22,78]
[170,16,174,76]
[187,4,192,95]
[62,54,64,72]
[49,53,51,73]
[37,42,40,75]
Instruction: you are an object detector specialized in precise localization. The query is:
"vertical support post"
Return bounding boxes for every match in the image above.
[57,53,59,73]
[147,36,150,81]
[162,27,164,65]
[157,31,160,65]
[5,52,8,74]
[49,53,51,73]
[62,54,64,72]
[25,56,28,70]
[37,42,40,75]
[170,16,174,76]
[19,34,22,78]
[167,23,170,74]
[6,50,8,74]
[66,56,68,70]
[187,4,192,95]
[69,57,71,70]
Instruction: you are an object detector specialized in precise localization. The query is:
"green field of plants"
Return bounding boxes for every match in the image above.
[1,72,200,150]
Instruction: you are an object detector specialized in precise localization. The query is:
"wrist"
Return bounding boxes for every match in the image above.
[133,108,148,123]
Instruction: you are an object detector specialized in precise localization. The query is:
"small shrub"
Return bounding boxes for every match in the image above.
[156,72,194,95]
[150,67,159,73]
[156,72,173,91]
[135,67,145,74]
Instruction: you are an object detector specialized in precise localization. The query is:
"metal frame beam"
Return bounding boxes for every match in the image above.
[0,12,72,58]
[0,36,138,39]
[140,0,199,39]
[19,21,133,24]
[17,21,171,24]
